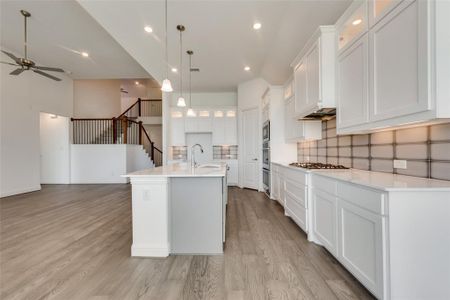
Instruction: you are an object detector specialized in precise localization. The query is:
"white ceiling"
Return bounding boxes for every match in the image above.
[79,0,351,92]
[0,0,150,79]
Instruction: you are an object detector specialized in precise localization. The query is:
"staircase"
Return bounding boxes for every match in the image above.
[71,98,163,167]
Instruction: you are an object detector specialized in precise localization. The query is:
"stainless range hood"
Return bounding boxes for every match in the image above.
[301,108,336,120]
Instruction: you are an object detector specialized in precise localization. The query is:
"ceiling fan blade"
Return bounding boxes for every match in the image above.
[1,61,19,66]
[33,69,61,81]
[1,50,21,64]
[10,68,25,75]
[34,66,65,72]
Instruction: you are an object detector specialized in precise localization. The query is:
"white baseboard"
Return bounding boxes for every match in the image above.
[70,178,129,184]
[131,244,170,257]
[0,185,41,198]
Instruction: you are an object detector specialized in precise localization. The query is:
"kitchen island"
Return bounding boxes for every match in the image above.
[123,163,227,257]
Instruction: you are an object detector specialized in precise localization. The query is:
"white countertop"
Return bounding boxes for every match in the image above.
[272,162,450,191]
[123,163,227,178]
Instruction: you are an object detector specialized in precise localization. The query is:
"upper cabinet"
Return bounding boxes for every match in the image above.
[285,96,322,142]
[336,0,450,134]
[170,108,186,146]
[212,109,237,145]
[185,109,212,133]
[291,26,336,118]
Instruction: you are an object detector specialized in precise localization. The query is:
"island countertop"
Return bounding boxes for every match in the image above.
[123,163,227,178]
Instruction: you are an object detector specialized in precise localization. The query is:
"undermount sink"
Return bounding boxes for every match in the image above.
[197,164,222,169]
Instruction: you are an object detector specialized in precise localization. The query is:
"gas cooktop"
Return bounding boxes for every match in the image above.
[289,162,349,169]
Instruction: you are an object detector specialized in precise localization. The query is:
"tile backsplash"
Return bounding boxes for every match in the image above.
[213,145,238,160]
[297,119,450,181]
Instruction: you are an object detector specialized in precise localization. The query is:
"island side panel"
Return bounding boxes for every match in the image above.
[130,177,170,257]
[170,177,223,254]
[388,191,450,300]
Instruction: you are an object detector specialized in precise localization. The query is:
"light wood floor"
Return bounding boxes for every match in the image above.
[0,185,375,300]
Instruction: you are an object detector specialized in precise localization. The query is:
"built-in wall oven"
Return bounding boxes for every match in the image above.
[262,120,271,196]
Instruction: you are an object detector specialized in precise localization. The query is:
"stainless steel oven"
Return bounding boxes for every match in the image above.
[262,141,270,170]
[263,168,270,196]
[262,120,270,142]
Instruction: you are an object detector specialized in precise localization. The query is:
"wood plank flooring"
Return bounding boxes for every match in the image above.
[0,185,375,300]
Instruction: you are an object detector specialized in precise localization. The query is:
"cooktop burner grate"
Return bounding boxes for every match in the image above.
[289,162,349,169]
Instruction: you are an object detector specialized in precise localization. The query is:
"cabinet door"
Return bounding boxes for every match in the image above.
[338,199,384,298]
[370,0,430,122]
[170,117,186,146]
[271,171,279,200]
[337,34,369,129]
[312,188,338,255]
[294,60,307,116]
[369,0,403,27]
[337,1,368,54]
[306,42,320,110]
[212,116,225,145]
[226,160,238,185]
[184,116,197,133]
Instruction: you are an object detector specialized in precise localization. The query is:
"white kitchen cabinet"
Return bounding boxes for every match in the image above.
[368,0,403,27]
[271,164,280,202]
[293,60,308,114]
[185,110,212,133]
[311,188,338,256]
[338,198,384,298]
[284,79,294,100]
[336,34,369,129]
[225,160,238,186]
[285,97,322,142]
[291,26,336,118]
[337,0,368,54]
[336,0,450,134]
[370,0,429,122]
[285,178,308,233]
[170,109,186,146]
[212,109,237,145]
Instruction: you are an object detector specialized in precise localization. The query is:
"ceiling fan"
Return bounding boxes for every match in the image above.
[1,10,65,81]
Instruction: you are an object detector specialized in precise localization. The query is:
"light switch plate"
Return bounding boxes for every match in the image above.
[394,160,407,169]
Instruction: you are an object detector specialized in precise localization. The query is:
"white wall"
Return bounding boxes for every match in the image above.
[170,92,237,107]
[237,78,269,190]
[39,113,71,184]
[73,79,121,118]
[0,50,73,197]
[70,144,152,184]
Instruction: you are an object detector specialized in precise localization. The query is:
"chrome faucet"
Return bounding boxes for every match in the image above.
[191,144,204,168]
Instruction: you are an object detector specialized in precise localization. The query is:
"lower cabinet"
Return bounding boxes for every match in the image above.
[337,199,384,298]
[312,188,338,256]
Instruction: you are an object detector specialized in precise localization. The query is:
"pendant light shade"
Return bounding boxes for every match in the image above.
[177,97,186,107]
[176,25,186,107]
[161,0,173,93]
[161,79,173,92]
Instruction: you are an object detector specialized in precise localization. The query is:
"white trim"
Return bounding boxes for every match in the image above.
[0,185,41,198]
[131,243,170,257]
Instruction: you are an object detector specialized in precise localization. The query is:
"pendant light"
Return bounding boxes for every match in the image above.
[186,50,196,117]
[161,0,173,92]
[176,25,186,107]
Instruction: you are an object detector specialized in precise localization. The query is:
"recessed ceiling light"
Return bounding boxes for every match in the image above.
[352,19,362,26]
[171,68,178,73]
[81,52,89,57]
[253,22,262,30]
[135,81,139,85]
[144,26,153,33]
[244,66,251,71]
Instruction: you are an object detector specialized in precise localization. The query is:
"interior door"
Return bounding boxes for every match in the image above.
[242,107,259,190]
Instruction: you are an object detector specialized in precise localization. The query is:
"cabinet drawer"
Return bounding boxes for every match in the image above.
[285,193,308,233]
[311,174,337,196]
[283,168,308,185]
[285,179,307,208]
[337,182,386,215]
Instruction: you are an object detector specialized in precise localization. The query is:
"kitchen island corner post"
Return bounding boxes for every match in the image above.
[130,176,170,257]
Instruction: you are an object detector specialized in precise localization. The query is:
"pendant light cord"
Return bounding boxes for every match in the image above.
[189,53,192,107]
[179,29,183,97]
[165,0,168,78]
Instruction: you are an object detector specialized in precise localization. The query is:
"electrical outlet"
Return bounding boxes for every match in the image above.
[394,160,407,169]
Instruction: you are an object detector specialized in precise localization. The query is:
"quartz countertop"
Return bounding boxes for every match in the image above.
[123,163,227,178]
[272,162,450,191]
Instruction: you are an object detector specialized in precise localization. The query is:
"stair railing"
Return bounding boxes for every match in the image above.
[71,97,163,166]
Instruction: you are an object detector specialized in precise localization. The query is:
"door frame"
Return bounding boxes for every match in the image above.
[238,106,261,191]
